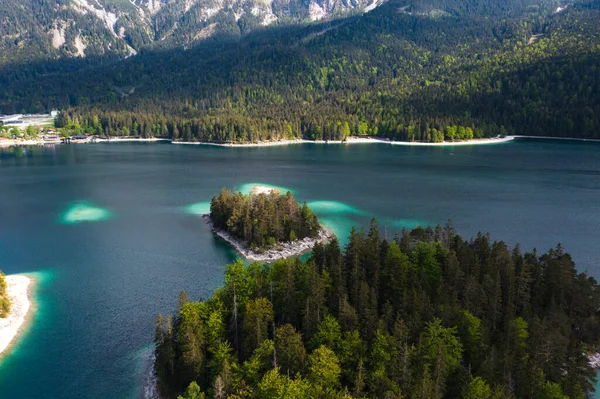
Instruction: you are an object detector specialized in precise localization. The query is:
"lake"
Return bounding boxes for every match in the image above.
[0,139,599,398]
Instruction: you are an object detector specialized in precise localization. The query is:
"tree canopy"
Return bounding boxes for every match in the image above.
[210,188,320,251]
[155,221,600,398]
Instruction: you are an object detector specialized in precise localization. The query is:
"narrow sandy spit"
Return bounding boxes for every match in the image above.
[0,275,33,356]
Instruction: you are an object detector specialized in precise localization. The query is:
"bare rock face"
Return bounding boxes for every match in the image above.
[0,0,379,66]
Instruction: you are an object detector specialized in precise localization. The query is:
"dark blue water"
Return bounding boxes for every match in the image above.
[0,140,599,398]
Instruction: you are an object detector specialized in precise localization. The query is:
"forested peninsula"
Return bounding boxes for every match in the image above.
[206,188,329,261]
[154,221,600,399]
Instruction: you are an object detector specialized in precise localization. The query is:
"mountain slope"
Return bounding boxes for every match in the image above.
[0,0,375,67]
[1,0,599,140]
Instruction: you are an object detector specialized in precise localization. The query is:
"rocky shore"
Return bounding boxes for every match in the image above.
[202,215,331,261]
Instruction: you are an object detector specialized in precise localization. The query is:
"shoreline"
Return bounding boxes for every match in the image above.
[0,139,55,147]
[0,137,170,147]
[511,135,600,143]
[202,214,332,262]
[172,136,515,146]
[0,275,33,357]
[172,139,310,147]
[3,134,599,149]
[95,137,171,143]
[390,136,515,146]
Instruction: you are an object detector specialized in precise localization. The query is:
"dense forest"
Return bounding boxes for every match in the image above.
[0,272,11,318]
[1,0,599,141]
[155,221,600,399]
[210,188,321,250]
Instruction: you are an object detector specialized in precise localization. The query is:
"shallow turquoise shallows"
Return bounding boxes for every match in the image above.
[0,139,599,399]
[59,201,112,224]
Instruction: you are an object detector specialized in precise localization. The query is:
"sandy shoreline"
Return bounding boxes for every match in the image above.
[0,137,170,147]
[172,139,310,147]
[390,136,515,146]
[0,139,54,147]
[95,138,171,143]
[202,215,331,262]
[0,275,32,356]
[3,134,598,149]
[172,136,515,146]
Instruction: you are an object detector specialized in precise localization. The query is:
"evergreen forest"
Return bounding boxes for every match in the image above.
[210,188,321,250]
[154,221,600,399]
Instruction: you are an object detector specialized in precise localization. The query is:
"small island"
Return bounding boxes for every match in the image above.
[204,187,331,261]
[0,272,32,355]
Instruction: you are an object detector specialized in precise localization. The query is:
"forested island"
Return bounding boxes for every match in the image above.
[154,221,600,399]
[206,187,329,261]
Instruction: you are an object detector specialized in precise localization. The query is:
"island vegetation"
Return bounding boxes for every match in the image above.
[0,272,10,318]
[154,221,600,399]
[209,187,321,252]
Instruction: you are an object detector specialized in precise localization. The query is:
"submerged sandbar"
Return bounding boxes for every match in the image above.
[59,202,111,224]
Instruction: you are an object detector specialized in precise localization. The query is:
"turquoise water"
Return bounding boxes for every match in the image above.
[59,201,112,224]
[183,201,211,216]
[0,140,599,398]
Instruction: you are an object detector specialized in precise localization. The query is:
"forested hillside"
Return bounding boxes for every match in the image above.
[155,221,600,398]
[2,0,600,141]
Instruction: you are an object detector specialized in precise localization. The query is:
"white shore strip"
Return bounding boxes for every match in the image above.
[202,215,331,262]
[389,136,515,146]
[0,137,170,147]
[172,139,310,147]
[95,137,171,143]
[0,139,51,147]
[5,134,598,149]
[0,275,32,355]
[511,135,600,143]
[173,135,515,147]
